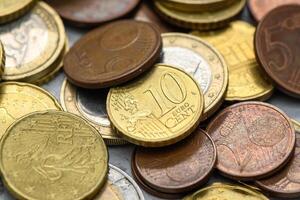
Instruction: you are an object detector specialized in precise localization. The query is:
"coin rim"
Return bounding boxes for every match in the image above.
[0,41,5,80]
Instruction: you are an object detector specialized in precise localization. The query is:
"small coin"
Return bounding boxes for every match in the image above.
[161,33,228,120]
[60,79,126,145]
[0,82,62,139]
[192,21,274,102]
[45,0,140,27]
[183,183,269,200]
[133,129,216,194]
[107,64,204,147]
[248,0,300,21]
[207,102,295,180]
[96,164,145,200]
[64,20,162,89]
[0,111,108,200]
[256,120,300,198]
[255,5,300,98]
[0,2,65,83]
[0,41,5,79]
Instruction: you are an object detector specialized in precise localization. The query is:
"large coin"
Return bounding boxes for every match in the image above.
[0,111,108,200]
[161,33,228,120]
[64,20,162,89]
[107,64,204,147]
[192,21,274,101]
[207,102,295,180]
[0,41,5,79]
[0,2,65,83]
[0,82,62,139]
[255,5,300,98]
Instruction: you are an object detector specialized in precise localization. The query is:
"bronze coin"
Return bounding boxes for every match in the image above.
[133,129,216,194]
[44,0,140,27]
[207,102,295,181]
[255,5,300,98]
[63,20,162,89]
[248,0,300,21]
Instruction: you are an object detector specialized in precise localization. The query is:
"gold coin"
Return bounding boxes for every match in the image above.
[292,119,300,132]
[184,183,269,200]
[161,33,228,120]
[0,111,108,200]
[0,82,61,139]
[192,21,274,101]
[0,1,65,83]
[154,0,246,30]
[107,64,204,147]
[60,79,126,145]
[0,0,37,24]
[0,40,5,79]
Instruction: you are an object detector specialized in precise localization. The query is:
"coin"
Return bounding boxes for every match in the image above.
[45,0,140,27]
[96,164,144,200]
[0,0,37,24]
[60,79,126,145]
[248,0,300,21]
[154,0,246,30]
[192,21,274,102]
[0,111,108,200]
[255,5,300,98]
[133,129,216,194]
[161,33,228,120]
[0,41,5,79]
[183,183,269,200]
[107,64,204,147]
[207,102,295,180]
[0,82,62,139]
[64,20,162,89]
[0,2,66,83]
[256,120,300,198]
[293,119,300,132]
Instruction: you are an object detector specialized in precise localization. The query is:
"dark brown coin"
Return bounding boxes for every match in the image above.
[63,20,162,89]
[207,102,295,181]
[255,5,300,98]
[133,129,216,194]
[45,0,140,27]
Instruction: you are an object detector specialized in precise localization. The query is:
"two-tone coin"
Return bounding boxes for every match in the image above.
[192,21,274,102]
[0,41,5,80]
[107,64,204,147]
[161,33,228,120]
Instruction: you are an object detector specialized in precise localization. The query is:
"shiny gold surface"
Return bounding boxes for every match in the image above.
[0,82,62,139]
[192,21,274,101]
[0,111,108,200]
[107,64,204,147]
[292,119,300,132]
[161,33,228,120]
[0,41,4,79]
[0,0,36,23]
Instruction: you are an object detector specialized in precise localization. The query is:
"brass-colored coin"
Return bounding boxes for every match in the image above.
[0,111,108,200]
[183,183,269,200]
[154,0,246,30]
[107,64,204,147]
[192,21,274,101]
[60,79,126,145]
[161,33,228,120]
[0,82,62,139]
[0,0,37,24]
[0,41,5,79]
[0,2,65,83]
[292,119,300,132]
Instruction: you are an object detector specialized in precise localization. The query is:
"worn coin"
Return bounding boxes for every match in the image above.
[64,20,162,89]
[133,129,216,194]
[0,41,5,79]
[0,111,108,200]
[207,102,295,180]
[192,21,274,102]
[161,33,228,120]
[255,5,300,98]
[0,2,66,83]
[60,79,126,145]
[107,64,204,147]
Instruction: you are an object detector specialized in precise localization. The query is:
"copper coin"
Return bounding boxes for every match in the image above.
[255,5,300,98]
[133,129,216,194]
[44,0,140,27]
[248,0,300,21]
[207,102,295,181]
[63,20,162,89]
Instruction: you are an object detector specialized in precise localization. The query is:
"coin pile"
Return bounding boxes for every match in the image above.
[0,0,300,200]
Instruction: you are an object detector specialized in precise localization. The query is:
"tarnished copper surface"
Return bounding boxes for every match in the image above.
[207,102,295,180]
